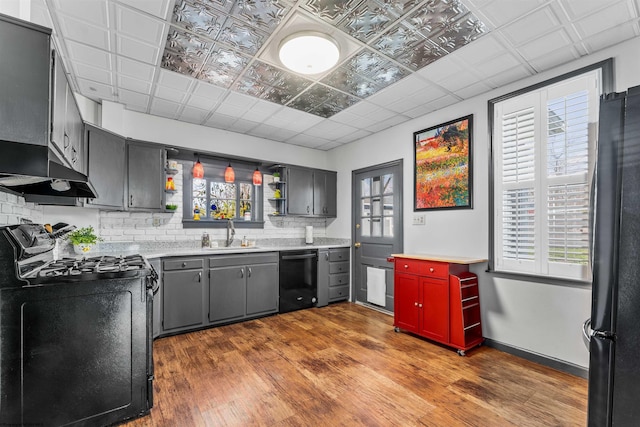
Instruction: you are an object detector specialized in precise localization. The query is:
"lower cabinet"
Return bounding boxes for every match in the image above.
[317,247,350,307]
[393,256,484,355]
[161,257,205,333]
[208,252,278,325]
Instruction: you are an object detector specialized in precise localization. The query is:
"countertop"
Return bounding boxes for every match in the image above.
[62,238,351,260]
[391,253,487,264]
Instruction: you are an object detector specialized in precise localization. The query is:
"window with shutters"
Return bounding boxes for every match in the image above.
[491,69,601,281]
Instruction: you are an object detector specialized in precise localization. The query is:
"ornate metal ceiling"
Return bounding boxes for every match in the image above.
[161,0,488,118]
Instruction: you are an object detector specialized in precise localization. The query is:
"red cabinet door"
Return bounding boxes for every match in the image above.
[419,278,449,343]
[394,273,420,333]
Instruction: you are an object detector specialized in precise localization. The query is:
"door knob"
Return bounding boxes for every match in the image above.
[354,242,361,248]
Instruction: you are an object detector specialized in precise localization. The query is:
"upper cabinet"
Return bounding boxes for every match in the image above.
[84,125,166,212]
[0,15,50,147]
[127,140,164,211]
[286,166,337,218]
[85,125,126,209]
[51,49,85,174]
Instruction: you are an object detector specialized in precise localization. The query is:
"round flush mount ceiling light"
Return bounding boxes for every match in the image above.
[279,32,340,75]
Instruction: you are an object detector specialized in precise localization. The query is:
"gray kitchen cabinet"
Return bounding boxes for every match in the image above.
[209,252,278,324]
[50,49,85,174]
[317,249,330,307]
[162,258,205,332]
[84,125,126,209]
[328,248,350,303]
[286,166,337,217]
[0,15,50,147]
[127,140,164,211]
[287,166,314,215]
[313,170,337,217]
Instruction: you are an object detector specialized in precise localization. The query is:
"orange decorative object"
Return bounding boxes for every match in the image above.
[165,177,175,191]
[252,168,262,186]
[224,163,235,183]
[193,158,204,179]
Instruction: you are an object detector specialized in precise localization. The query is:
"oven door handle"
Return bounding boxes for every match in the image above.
[281,253,317,260]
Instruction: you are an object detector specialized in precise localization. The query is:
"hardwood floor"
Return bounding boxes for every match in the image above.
[124,302,587,426]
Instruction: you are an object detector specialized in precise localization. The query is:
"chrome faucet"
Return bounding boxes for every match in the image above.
[226,219,235,247]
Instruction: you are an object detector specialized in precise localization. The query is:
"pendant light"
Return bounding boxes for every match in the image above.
[252,167,262,186]
[193,154,204,179]
[224,163,235,183]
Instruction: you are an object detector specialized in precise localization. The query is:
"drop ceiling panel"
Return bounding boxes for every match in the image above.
[124,0,173,19]
[150,98,181,118]
[115,5,167,45]
[180,106,210,124]
[206,113,237,128]
[499,6,562,46]
[527,45,582,72]
[516,28,575,61]
[582,21,639,52]
[57,15,111,49]
[72,62,113,85]
[559,0,628,20]
[65,40,113,69]
[572,1,635,38]
[116,34,161,64]
[52,0,109,26]
[76,78,115,101]
[471,0,546,28]
[118,88,150,108]
[118,74,153,94]
[117,57,156,81]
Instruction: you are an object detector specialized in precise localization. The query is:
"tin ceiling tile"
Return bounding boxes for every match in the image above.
[218,18,269,55]
[172,0,227,38]
[231,0,293,32]
[301,0,362,24]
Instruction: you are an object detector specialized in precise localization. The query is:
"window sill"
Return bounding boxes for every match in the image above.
[485,267,592,288]
[182,219,265,229]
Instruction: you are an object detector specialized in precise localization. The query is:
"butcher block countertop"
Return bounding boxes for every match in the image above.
[391,254,487,264]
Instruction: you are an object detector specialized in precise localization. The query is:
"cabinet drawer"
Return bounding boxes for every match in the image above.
[394,258,424,275]
[163,258,203,271]
[329,261,349,274]
[420,261,448,279]
[329,285,349,300]
[329,248,349,262]
[329,273,349,287]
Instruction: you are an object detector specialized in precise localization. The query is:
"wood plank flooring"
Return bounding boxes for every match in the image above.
[124,302,587,426]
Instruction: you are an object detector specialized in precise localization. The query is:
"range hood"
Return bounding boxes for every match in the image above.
[0,140,97,198]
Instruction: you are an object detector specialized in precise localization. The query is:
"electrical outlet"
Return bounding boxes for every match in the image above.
[152,217,161,227]
[412,214,425,225]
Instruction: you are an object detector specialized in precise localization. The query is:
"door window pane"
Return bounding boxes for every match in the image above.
[382,174,393,194]
[372,197,381,216]
[372,218,382,237]
[361,198,371,217]
[361,218,371,237]
[384,217,394,237]
[372,176,381,196]
[361,178,371,197]
[383,196,393,216]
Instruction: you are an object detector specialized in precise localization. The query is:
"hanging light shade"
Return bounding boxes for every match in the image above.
[252,167,262,186]
[224,163,235,183]
[193,155,204,179]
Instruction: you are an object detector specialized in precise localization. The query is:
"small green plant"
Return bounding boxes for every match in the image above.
[165,204,178,210]
[272,172,280,178]
[66,226,102,245]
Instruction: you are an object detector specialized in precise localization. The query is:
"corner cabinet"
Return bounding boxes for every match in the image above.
[393,255,486,356]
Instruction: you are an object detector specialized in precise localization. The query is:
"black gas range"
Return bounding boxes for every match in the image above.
[0,223,155,426]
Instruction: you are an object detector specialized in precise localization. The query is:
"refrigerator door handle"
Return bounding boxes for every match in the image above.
[582,318,593,349]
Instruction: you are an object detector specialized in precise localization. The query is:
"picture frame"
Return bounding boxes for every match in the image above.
[413,115,473,211]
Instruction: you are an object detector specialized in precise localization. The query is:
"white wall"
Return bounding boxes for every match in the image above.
[327,36,640,369]
[101,102,330,170]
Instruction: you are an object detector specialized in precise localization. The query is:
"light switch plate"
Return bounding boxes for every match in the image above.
[413,214,425,225]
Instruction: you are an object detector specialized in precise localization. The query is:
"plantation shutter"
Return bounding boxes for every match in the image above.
[495,94,538,274]
[493,71,598,281]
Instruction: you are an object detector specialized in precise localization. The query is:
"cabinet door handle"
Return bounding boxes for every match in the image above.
[198,272,201,282]
[63,132,70,149]
[325,253,329,261]
[182,262,187,267]
[414,302,418,306]
[418,303,423,308]
[429,267,434,273]
[130,195,134,206]
[240,268,244,278]
[307,206,310,213]
[404,264,409,269]
[248,267,252,277]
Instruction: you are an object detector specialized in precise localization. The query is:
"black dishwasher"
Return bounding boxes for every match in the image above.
[279,250,317,313]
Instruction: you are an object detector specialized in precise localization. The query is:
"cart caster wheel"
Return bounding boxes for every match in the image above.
[394,327,400,333]
[457,350,466,356]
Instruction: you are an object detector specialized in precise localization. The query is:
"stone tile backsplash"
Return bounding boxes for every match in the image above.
[0,191,44,226]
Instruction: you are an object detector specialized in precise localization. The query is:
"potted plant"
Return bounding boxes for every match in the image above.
[67,226,102,255]
[272,171,280,182]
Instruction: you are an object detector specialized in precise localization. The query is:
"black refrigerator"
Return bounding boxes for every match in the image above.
[587,85,640,426]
